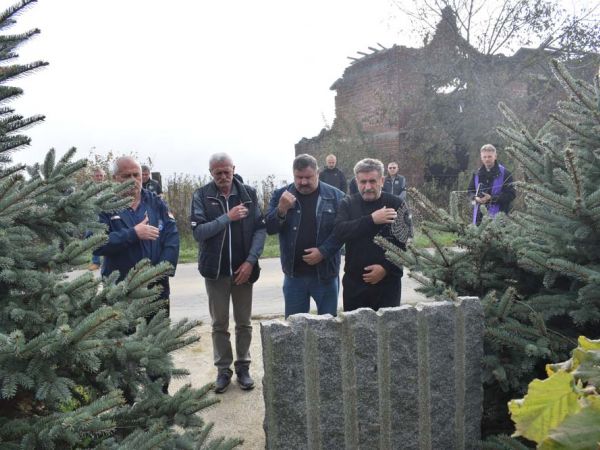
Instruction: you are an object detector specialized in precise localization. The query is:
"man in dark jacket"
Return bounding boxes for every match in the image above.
[141,165,163,196]
[190,153,266,394]
[319,154,347,193]
[266,154,344,318]
[382,161,406,201]
[467,144,516,225]
[334,158,406,312]
[94,157,179,307]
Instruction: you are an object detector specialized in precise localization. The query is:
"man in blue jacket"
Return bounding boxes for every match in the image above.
[266,154,345,318]
[94,156,179,312]
[191,153,266,394]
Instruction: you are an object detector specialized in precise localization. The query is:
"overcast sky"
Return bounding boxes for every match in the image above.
[10,0,408,183]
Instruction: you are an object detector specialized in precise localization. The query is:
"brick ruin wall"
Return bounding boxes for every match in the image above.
[296,27,599,188]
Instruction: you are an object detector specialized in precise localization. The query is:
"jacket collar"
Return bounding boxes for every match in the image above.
[479,161,500,176]
[207,177,253,203]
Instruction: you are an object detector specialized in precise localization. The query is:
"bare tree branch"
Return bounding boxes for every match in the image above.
[391,0,600,56]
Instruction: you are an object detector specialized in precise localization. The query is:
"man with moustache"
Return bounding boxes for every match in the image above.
[334,158,406,311]
[266,154,344,318]
[191,153,266,393]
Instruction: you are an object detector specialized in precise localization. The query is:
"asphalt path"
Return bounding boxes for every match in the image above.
[170,257,429,323]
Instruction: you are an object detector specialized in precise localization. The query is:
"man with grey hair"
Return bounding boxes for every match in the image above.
[334,158,407,311]
[266,153,345,317]
[141,164,162,196]
[94,156,179,305]
[467,144,515,225]
[191,152,266,393]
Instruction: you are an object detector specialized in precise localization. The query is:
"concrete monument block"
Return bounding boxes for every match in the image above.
[261,297,484,450]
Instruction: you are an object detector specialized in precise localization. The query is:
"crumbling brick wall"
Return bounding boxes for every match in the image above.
[297,10,599,189]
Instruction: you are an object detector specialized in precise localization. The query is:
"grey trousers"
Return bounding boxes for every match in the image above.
[205,276,253,374]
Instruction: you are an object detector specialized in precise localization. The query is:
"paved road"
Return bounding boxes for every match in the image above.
[170,257,429,323]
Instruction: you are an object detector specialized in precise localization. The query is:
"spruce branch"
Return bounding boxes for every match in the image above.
[515,181,576,216]
[564,148,584,211]
[407,187,453,225]
[550,59,597,116]
[503,143,546,183]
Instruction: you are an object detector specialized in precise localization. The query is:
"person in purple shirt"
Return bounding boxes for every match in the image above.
[467,144,516,225]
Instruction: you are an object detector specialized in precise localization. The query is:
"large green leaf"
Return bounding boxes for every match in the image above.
[509,371,581,444]
[540,397,600,450]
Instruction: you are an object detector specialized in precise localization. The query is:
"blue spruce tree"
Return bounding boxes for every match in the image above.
[0,1,241,448]
[377,58,600,440]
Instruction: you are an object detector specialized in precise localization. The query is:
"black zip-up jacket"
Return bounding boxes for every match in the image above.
[190,178,266,281]
[319,167,348,193]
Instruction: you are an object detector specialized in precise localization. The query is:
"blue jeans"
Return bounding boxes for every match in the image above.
[283,275,339,318]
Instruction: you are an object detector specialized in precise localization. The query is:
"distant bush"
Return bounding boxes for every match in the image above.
[164,173,209,240]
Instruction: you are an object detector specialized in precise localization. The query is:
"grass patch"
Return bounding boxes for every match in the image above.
[178,231,456,263]
[262,234,279,258]
[178,233,279,264]
[412,231,457,248]
[179,235,197,264]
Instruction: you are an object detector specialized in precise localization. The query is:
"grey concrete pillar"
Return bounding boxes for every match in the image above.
[261,297,483,450]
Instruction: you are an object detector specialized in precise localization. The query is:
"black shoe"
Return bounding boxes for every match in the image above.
[236,368,255,390]
[214,372,231,394]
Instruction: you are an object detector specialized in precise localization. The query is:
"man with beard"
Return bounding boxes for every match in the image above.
[334,158,406,311]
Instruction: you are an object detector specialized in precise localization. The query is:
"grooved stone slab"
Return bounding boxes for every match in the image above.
[261,298,483,450]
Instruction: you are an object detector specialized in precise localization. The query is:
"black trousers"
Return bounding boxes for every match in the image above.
[342,273,401,312]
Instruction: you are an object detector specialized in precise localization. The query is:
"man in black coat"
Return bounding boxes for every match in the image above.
[319,154,347,193]
[467,144,516,225]
[141,165,163,196]
[382,161,406,201]
[190,153,266,393]
[334,158,406,312]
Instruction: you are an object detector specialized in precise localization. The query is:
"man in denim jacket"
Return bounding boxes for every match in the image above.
[266,154,345,318]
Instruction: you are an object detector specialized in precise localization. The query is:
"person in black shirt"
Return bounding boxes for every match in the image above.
[334,158,406,312]
[319,154,348,193]
[142,165,163,196]
[266,154,345,317]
